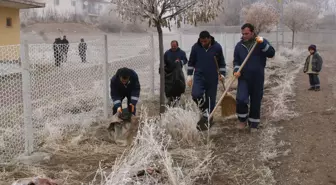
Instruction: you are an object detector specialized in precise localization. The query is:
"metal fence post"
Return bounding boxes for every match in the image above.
[179,32,183,48]
[180,32,187,74]
[224,32,227,59]
[219,32,224,58]
[150,34,155,95]
[219,32,223,46]
[21,40,33,155]
[103,35,109,119]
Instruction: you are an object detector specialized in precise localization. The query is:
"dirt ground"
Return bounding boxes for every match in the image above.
[274,49,336,185]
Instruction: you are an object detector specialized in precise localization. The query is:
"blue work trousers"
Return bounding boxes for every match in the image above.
[236,76,264,128]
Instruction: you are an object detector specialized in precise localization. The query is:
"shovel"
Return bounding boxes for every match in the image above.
[214,56,236,117]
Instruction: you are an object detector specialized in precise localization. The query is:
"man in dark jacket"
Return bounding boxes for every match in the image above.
[233,23,275,132]
[61,35,69,62]
[110,67,141,116]
[53,38,61,67]
[187,31,226,131]
[78,38,87,63]
[162,40,188,106]
[303,44,323,91]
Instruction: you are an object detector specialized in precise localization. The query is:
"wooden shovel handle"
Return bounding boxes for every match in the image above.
[213,56,226,91]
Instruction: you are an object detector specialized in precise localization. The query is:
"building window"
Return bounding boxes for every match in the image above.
[72,0,76,6]
[54,0,59,6]
[6,18,12,27]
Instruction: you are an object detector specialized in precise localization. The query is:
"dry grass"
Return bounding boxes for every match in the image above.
[264,46,306,121]
[90,106,215,185]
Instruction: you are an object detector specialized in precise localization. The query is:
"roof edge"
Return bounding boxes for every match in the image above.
[1,0,45,8]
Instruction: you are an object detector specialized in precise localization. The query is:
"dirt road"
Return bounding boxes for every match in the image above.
[275,50,336,185]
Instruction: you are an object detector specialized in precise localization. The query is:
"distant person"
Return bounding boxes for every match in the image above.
[303,44,323,91]
[61,35,69,62]
[53,38,62,67]
[160,40,188,106]
[78,38,87,63]
[110,67,141,116]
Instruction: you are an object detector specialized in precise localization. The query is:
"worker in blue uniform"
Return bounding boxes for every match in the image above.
[160,40,188,106]
[187,31,226,131]
[110,67,140,116]
[233,23,275,132]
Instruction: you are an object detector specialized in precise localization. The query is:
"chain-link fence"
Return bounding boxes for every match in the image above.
[0,35,154,163]
[0,30,332,163]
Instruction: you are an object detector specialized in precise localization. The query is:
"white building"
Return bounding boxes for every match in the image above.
[29,0,110,18]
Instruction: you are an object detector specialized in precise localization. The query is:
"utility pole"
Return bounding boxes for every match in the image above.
[280,0,284,46]
[276,0,279,50]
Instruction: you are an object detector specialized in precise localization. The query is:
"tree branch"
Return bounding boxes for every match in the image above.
[162,2,196,20]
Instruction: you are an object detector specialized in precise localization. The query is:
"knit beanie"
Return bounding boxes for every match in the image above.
[308,44,317,51]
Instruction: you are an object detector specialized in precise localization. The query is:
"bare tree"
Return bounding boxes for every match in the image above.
[111,0,223,113]
[286,0,325,13]
[241,2,279,35]
[214,0,243,26]
[283,1,318,48]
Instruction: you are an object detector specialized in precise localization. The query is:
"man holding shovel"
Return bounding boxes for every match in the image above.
[233,23,275,132]
[187,30,226,131]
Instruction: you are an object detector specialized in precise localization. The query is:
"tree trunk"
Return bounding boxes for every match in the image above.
[292,30,295,49]
[156,24,165,114]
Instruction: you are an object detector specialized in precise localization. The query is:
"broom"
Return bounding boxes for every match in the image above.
[197,41,258,129]
[214,56,236,117]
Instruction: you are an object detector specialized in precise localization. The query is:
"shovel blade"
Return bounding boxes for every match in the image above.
[221,93,236,117]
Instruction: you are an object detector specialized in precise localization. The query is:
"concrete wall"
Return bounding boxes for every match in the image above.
[31,0,108,17]
[0,6,20,62]
[0,6,20,46]
[31,0,82,17]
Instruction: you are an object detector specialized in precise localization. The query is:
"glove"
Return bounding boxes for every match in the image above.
[219,74,225,82]
[117,107,122,114]
[256,36,264,44]
[187,75,193,87]
[233,72,241,78]
[129,103,135,113]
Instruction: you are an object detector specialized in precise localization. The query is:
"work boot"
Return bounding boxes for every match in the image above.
[308,87,314,91]
[197,116,214,131]
[248,123,260,135]
[236,122,247,130]
[249,127,259,135]
[315,87,321,91]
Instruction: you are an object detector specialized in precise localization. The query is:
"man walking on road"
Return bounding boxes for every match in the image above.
[161,40,188,106]
[53,38,62,67]
[187,31,226,131]
[78,38,87,63]
[61,35,69,62]
[233,23,275,132]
